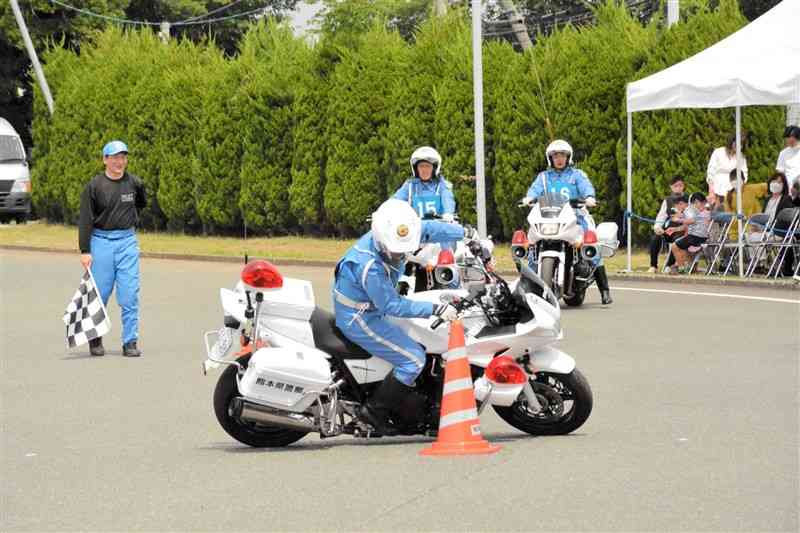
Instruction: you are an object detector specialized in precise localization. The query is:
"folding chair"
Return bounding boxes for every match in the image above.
[693,212,736,275]
[743,213,779,277]
[766,208,800,278]
[713,213,771,277]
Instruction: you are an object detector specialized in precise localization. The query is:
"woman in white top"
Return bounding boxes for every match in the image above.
[707,134,748,207]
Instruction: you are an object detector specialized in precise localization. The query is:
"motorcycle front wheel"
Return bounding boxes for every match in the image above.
[213,357,309,447]
[540,256,561,299]
[563,289,586,307]
[493,369,592,436]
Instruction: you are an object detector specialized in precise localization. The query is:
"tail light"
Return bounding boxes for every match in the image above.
[583,230,598,245]
[485,356,527,385]
[437,249,455,265]
[241,260,283,289]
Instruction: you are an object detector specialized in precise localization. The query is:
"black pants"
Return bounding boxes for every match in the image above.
[649,233,678,268]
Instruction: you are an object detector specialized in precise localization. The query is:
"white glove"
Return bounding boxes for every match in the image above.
[521,196,534,207]
[463,224,480,243]
[585,197,597,208]
[441,213,455,223]
[433,303,458,321]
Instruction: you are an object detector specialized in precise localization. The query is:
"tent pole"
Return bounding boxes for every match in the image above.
[735,106,744,277]
[626,112,633,272]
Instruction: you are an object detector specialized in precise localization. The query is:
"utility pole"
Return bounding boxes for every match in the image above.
[788,104,800,127]
[472,0,487,238]
[498,0,532,50]
[10,0,54,115]
[433,0,448,17]
[159,22,171,43]
[667,0,679,27]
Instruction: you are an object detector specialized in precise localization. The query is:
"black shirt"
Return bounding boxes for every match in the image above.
[78,172,146,253]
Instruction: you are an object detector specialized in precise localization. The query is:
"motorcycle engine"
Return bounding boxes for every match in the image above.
[573,260,594,282]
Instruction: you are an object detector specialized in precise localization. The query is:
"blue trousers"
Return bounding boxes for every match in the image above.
[90,229,140,344]
[335,303,425,386]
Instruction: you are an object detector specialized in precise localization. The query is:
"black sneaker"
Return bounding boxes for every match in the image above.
[122,341,141,357]
[89,337,105,356]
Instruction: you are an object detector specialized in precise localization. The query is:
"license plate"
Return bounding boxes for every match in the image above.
[210,327,233,359]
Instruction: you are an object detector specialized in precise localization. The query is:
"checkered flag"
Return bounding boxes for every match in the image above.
[62,269,111,348]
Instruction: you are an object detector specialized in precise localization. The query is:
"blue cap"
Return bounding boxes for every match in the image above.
[102,140,128,157]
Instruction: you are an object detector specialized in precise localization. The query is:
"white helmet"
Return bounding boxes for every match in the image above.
[371,199,422,262]
[410,146,442,178]
[545,139,573,167]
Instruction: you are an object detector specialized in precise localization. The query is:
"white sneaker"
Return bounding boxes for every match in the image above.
[647,267,657,273]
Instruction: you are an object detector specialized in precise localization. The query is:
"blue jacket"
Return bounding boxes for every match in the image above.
[333,221,465,320]
[526,167,595,202]
[393,177,456,218]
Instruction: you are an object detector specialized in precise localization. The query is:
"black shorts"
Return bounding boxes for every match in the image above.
[675,234,707,250]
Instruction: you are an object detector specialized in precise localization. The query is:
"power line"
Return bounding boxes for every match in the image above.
[48,0,269,27]
[177,0,247,24]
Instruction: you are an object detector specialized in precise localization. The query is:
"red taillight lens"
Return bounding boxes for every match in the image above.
[241,260,283,289]
[485,356,527,385]
[511,230,528,246]
[437,249,455,265]
[583,230,598,244]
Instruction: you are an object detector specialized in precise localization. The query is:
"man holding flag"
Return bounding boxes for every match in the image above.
[76,140,146,357]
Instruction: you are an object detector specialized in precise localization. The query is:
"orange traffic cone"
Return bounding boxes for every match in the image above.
[420,319,501,456]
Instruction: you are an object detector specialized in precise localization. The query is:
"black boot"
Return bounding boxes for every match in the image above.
[359,373,414,435]
[122,340,141,357]
[595,265,613,305]
[89,337,104,356]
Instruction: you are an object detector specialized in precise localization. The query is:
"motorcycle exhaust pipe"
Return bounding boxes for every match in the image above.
[232,397,316,431]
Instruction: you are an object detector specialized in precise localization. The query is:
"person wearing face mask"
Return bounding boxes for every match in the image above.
[332,199,478,435]
[763,172,794,219]
[747,172,795,276]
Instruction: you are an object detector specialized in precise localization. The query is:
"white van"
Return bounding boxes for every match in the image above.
[0,117,31,223]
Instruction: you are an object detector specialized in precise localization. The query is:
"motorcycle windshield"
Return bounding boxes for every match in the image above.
[538,190,568,219]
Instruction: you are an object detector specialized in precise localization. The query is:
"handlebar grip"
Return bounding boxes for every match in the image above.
[430,317,444,330]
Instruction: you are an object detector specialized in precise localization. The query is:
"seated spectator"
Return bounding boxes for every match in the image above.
[647,176,686,273]
[790,180,800,208]
[747,173,796,274]
[670,192,711,273]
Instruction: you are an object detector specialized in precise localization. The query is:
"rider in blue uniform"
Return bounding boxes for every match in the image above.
[522,139,613,305]
[333,199,477,434]
[393,146,456,222]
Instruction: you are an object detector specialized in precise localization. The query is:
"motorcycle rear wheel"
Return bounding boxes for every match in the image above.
[213,357,309,447]
[492,369,592,436]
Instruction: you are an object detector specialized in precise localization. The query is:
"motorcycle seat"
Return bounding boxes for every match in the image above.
[310,307,372,360]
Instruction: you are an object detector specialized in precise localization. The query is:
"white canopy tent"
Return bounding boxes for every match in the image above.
[624,0,800,275]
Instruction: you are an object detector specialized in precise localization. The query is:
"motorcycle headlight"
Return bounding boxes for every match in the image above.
[540,223,559,236]
[10,179,31,193]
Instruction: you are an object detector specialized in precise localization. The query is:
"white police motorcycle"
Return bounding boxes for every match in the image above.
[512,192,618,307]
[201,244,593,448]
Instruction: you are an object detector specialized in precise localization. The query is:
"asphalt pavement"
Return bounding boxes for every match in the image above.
[1,250,798,532]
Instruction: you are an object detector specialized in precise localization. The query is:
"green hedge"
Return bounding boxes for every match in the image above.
[30,1,786,242]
